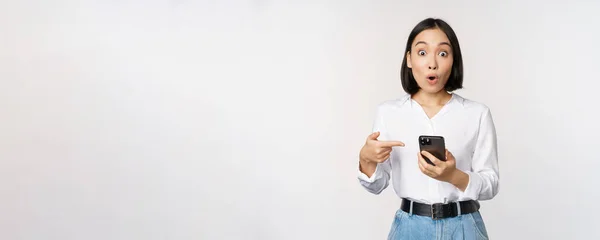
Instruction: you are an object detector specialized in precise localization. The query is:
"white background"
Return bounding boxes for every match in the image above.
[1,0,599,239]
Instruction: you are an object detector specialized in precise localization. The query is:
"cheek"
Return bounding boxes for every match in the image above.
[441,58,454,71]
[438,60,453,77]
[411,58,429,73]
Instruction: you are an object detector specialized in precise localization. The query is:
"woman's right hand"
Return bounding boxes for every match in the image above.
[359,131,405,164]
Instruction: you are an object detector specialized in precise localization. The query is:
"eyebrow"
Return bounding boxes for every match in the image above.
[414,41,452,47]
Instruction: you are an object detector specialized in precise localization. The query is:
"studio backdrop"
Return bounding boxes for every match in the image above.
[1,0,599,239]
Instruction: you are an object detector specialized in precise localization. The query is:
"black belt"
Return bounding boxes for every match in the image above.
[400,198,480,220]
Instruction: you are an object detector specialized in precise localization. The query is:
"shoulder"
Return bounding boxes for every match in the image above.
[375,94,412,112]
[455,94,492,121]
[453,93,492,116]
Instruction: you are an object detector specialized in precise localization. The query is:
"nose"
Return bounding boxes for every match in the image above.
[428,61,437,70]
[428,56,438,70]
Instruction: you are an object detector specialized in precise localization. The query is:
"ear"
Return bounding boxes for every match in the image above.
[406,51,412,68]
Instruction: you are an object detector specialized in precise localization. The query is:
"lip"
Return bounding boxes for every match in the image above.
[426,74,438,84]
[426,73,438,79]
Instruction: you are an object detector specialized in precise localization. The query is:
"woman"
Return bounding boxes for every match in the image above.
[357,18,499,240]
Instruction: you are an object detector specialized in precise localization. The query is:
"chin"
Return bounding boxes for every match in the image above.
[418,85,446,94]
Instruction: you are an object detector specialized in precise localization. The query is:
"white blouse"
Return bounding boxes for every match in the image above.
[357,93,500,204]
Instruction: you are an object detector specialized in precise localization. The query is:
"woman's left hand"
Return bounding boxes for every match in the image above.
[417,149,459,183]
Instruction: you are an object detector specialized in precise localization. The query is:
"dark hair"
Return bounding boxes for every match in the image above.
[400,18,463,95]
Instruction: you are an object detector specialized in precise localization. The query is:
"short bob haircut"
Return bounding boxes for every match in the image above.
[401,18,464,95]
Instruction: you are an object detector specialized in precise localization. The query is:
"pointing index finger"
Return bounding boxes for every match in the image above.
[378,141,405,147]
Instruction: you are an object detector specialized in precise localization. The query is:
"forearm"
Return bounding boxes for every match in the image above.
[449,169,469,192]
[453,170,499,200]
[359,157,377,177]
[357,154,391,195]
[357,161,390,195]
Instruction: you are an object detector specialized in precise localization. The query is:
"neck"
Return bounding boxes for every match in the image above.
[411,90,452,106]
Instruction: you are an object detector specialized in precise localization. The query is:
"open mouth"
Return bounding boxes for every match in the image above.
[426,74,438,82]
[425,74,438,85]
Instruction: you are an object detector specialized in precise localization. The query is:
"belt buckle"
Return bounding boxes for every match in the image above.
[431,203,443,220]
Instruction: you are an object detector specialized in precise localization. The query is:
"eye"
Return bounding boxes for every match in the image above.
[439,51,448,57]
[418,50,426,56]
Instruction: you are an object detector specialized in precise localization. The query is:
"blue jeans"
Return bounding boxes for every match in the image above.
[387,209,489,240]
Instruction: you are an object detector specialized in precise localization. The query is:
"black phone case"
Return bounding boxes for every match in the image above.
[418,135,446,166]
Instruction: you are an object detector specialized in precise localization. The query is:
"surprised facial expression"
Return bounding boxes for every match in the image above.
[406,28,454,93]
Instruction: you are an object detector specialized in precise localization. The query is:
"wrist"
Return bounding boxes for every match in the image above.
[359,156,375,168]
[449,169,469,191]
[358,149,371,164]
[358,153,377,177]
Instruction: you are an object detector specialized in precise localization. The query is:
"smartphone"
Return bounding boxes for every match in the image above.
[418,135,446,166]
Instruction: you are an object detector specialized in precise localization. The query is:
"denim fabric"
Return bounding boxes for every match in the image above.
[387,209,489,240]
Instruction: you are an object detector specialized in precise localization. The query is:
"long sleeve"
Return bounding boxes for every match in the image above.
[358,160,392,194]
[357,105,393,195]
[460,107,500,200]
